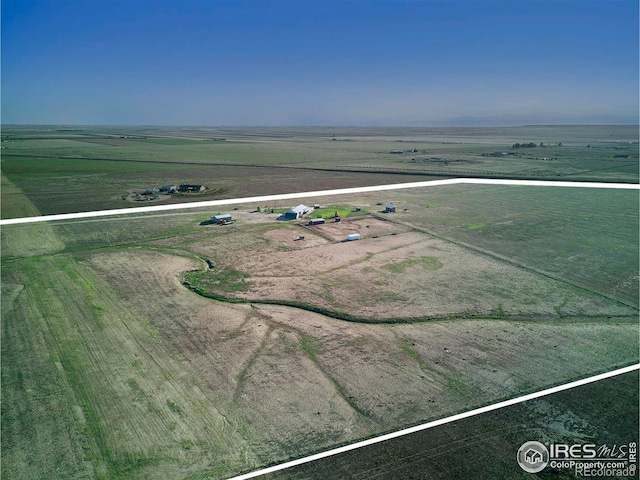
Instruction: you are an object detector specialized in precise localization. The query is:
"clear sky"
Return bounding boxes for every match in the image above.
[2,0,638,126]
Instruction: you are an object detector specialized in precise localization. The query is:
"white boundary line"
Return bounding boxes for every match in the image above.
[227,364,640,480]
[1,178,638,225]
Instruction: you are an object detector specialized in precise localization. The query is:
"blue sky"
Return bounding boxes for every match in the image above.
[2,0,638,126]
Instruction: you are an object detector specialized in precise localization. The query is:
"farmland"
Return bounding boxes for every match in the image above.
[1,125,637,218]
[2,176,637,479]
[268,371,639,479]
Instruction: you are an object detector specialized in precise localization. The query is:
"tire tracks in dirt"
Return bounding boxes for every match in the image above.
[232,307,275,405]
[247,305,380,425]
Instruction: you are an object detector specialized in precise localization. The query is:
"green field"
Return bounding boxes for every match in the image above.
[2,178,637,479]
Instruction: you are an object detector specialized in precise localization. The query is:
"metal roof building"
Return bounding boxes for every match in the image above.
[211,214,233,224]
[283,204,313,220]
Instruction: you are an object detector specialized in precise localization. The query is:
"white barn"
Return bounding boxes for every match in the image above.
[283,204,313,220]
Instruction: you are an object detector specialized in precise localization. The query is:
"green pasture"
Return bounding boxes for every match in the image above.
[1,155,175,175]
[401,184,639,306]
[309,205,364,218]
[382,256,443,273]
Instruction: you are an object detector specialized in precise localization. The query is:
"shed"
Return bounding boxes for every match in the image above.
[385,205,396,213]
[309,218,325,225]
[283,204,312,221]
[346,233,361,241]
[160,185,177,193]
[212,214,233,224]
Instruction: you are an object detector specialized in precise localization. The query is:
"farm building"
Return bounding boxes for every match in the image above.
[160,185,177,193]
[211,214,234,224]
[385,205,396,213]
[283,204,313,220]
[179,184,205,193]
[346,233,361,241]
[309,218,325,225]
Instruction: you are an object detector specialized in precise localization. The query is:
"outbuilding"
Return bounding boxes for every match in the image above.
[211,214,233,224]
[160,185,177,193]
[283,204,313,220]
[346,233,361,241]
[309,218,325,225]
[385,205,396,213]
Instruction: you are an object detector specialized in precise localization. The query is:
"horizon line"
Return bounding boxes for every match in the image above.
[2,123,639,128]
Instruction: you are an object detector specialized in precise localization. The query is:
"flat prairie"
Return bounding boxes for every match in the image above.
[2,125,637,218]
[1,127,638,479]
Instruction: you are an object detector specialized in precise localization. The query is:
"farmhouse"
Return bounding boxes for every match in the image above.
[178,184,205,193]
[211,214,234,224]
[283,204,313,220]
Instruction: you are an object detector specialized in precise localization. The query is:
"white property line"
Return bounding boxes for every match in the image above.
[227,364,640,480]
[1,178,638,226]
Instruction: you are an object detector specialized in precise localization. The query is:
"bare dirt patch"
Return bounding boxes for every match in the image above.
[187,226,637,321]
[263,225,329,249]
[307,214,411,242]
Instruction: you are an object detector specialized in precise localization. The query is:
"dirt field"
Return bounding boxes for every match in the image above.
[183,216,636,322]
[8,246,627,478]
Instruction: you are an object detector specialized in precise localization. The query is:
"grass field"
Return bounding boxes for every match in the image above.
[1,179,637,479]
[2,125,637,218]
